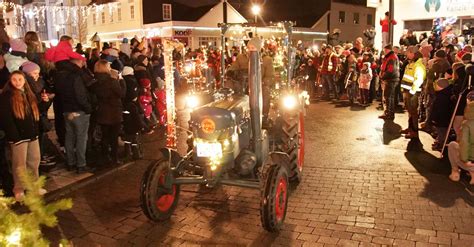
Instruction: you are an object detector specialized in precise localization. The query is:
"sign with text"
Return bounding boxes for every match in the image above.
[174,29,192,36]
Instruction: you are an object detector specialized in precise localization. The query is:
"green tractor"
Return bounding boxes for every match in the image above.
[140,23,306,232]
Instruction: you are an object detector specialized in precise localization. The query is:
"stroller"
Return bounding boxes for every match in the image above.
[345,68,359,104]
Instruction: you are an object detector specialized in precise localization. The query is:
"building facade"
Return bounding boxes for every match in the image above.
[369,0,474,50]
[313,1,376,44]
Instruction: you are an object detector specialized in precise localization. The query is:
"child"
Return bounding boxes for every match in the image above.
[447,91,474,185]
[138,78,156,130]
[123,89,145,160]
[430,77,454,151]
[358,62,372,106]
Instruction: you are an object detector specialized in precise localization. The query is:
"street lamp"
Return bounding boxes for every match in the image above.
[251,4,261,36]
[251,5,261,24]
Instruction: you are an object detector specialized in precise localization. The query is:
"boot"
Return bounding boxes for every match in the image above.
[404,130,419,139]
[132,144,143,160]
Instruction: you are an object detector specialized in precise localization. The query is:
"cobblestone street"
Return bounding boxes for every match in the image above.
[45,102,474,246]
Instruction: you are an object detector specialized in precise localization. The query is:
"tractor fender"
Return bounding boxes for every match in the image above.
[158,148,182,167]
[264,151,291,172]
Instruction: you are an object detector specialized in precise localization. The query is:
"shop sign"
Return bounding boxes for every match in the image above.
[174,29,192,36]
[424,0,474,13]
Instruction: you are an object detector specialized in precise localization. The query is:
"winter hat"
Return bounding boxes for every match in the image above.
[406,45,419,54]
[122,66,134,76]
[10,39,27,53]
[383,44,392,50]
[434,49,446,58]
[452,62,464,74]
[21,61,40,74]
[435,78,449,91]
[140,78,151,88]
[137,55,147,65]
[122,38,129,44]
[461,53,472,63]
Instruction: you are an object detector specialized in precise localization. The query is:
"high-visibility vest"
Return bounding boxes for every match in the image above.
[401,58,426,92]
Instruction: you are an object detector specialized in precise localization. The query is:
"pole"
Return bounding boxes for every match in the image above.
[249,50,263,165]
[389,0,394,45]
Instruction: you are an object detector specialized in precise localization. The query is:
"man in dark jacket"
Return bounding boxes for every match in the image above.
[379,44,400,120]
[55,59,94,173]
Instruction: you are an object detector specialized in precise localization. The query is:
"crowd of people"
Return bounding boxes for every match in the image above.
[0,31,178,201]
[1,18,474,201]
[290,23,474,185]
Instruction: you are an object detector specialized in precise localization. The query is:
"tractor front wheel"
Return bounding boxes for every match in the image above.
[260,163,289,232]
[140,159,180,221]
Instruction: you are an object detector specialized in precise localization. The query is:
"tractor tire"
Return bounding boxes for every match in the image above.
[276,111,305,184]
[260,163,289,232]
[140,159,180,222]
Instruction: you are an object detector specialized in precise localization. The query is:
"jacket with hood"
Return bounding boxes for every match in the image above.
[45,40,86,63]
[431,83,454,128]
[91,73,125,125]
[4,52,28,72]
[425,57,451,95]
[54,61,93,114]
[459,101,474,162]
[380,51,400,81]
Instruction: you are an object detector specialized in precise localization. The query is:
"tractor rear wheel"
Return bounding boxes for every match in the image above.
[276,111,305,183]
[140,159,180,221]
[260,163,289,232]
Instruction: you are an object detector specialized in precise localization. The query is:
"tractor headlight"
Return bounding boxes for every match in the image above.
[185,95,199,109]
[282,95,298,109]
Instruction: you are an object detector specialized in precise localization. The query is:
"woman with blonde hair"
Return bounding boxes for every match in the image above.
[24,31,44,63]
[92,60,125,165]
[0,71,46,201]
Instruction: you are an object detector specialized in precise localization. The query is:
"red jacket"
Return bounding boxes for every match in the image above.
[320,53,338,75]
[380,51,400,81]
[380,19,397,33]
[45,40,86,63]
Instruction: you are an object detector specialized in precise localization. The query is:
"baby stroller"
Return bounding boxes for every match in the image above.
[345,69,359,104]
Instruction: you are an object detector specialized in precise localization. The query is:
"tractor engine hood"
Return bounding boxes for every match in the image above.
[190,95,250,140]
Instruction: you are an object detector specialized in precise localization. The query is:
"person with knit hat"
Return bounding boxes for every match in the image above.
[120,38,131,57]
[447,91,474,185]
[122,76,146,160]
[430,77,454,151]
[44,35,85,64]
[4,39,28,72]
[22,61,56,166]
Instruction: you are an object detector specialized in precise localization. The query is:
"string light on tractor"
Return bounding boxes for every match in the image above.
[282,95,298,110]
[185,94,200,109]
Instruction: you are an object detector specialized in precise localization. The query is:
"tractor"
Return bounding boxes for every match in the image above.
[140,22,306,232]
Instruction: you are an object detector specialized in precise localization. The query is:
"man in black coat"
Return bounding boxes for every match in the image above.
[54,59,94,173]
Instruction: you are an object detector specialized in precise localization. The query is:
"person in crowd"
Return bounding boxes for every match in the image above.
[320,45,339,100]
[0,53,10,89]
[24,31,44,65]
[421,49,451,132]
[120,38,131,58]
[447,91,474,185]
[400,46,426,139]
[380,11,397,48]
[139,78,155,130]
[134,55,153,88]
[0,18,10,49]
[399,30,418,47]
[358,62,372,106]
[75,43,85,56]
[4,39,28,72]
[45,35,86,64]
[21,61,55,166]
[123,85,145,160]
[455,45,472,63]
[92,60,125,166]
[55,58,94,173]
[87,48,100,72]
[0,71,45,201]
[451,63,468,139]
[430,76,454,151]
[443,44,455,65]
[379,44,400,120]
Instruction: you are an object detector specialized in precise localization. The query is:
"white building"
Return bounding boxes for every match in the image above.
[312,0,376,44]
[368,0,474,50]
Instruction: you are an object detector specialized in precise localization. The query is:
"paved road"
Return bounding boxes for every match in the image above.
[45,101,474,246]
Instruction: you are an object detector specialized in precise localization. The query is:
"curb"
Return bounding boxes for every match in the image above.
[44,161,136,202]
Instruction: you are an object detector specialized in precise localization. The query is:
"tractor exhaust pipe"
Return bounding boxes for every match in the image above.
[248,50,263,165]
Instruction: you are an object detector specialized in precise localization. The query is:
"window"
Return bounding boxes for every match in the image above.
[110,12,114,22]
[198,37,218,47]
[92,10,96,25]
[130,5,135,19]
[338,11,345,23]
[353,12,360,24]
[101,12,105,24]
[367,14,373,25]
[117,4,122,21]
[6,18,10,26]
[163,4,172,21]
